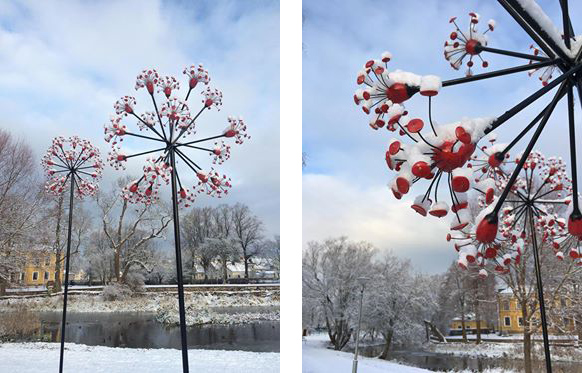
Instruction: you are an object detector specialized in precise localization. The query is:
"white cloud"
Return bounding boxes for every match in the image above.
[0,0,280,237]
[302,0,582,272]
[303,173,456,273]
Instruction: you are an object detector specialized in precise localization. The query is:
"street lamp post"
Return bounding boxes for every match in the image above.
[352,277,367,373]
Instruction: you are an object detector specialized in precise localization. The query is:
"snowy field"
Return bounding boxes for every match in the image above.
[0,342,280,373]
[302,334,429,373]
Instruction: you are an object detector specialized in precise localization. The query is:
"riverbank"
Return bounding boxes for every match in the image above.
[303,334,430,373]
[428,341,582,362]
[0,289,279,326]
[0,342,279,372]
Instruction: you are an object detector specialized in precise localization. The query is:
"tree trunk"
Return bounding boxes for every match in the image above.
[244,254,249,279]
[524,331,532,373]
[222,261,228,284]
[461,314,467,342]
[379,330,394,360]
[114,248,121,282]
[522,301,532,373]
[53,195,64,292]
[475,298,482,345]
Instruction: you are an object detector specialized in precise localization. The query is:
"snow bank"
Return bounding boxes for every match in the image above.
[0,342,279,373]
[0,291,279,325]
[302,334,429,373]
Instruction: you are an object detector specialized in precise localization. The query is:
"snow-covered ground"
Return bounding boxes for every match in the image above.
[302,334,429,373]
[429,340,582,363]
[0,290,279,325]
[0,342,279,373]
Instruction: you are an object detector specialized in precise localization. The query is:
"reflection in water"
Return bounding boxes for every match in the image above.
[355,344,582,372]
[34,312,279,352]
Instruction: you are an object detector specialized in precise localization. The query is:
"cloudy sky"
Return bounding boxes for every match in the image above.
[0,0,279,238]
[303,0,582,273]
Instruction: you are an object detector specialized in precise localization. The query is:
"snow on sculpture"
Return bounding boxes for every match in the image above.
[42,136,103,197]
[444,13,495,76]
[105,64,248,373]
[355,3,582,370]
[41,136,103,373]
[105,65,248,208]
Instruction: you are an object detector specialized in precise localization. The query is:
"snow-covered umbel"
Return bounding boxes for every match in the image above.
[444,13,495,76]
[386,116,494,222]
[223,116,249,144]
[451,150,578,277]
[41,136,103,198]
[528,45,557,86]
[354,52,442,130]
[196,169,232,198]
[183,63,210,88]
[106,65,247,208]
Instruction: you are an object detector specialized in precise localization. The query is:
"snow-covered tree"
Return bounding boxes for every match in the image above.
[0,130,47,285]
[302,237,375,350]
[231,203,264,279]
[363,253,437,358]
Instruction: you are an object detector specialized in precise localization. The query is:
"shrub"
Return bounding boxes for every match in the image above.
[101,283,132,301]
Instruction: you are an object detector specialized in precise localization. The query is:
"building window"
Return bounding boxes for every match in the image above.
[44,272,50,280]
[19,272,24,281]
[503,300,510,311]
[504,317,511,327]
[32,272,39,281]
[518,317,524,326]
[44,256,51,266]
[33,257,41,266]
[458,325,462,329]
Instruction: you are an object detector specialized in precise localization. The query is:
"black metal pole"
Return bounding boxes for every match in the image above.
[442,59,558,88]
[497,0,556,60]
[505,0,572,64]
[475,45,549,62]
[486,63,582,134]
[58,173,75,373]
[169,147,190,373]
[528,209,552,373]
[501,0,571,64]
[568,81,580,215]
[560,0,572,50]
[491,82,567,216]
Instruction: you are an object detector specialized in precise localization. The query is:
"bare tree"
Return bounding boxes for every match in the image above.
[182,206,216,281]
[84,230,114,285]
[97,177,171,283]
[231,203,264,279]
[0,130,47,284]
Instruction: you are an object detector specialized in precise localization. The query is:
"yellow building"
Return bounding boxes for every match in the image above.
[497,288,576,335]
[10,249,65,287]
[449,314,494,336]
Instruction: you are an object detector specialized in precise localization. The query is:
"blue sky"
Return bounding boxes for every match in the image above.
[302,0,582,273]
[0,0,279,237]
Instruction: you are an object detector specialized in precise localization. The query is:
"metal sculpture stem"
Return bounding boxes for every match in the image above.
[442,59,558,88]
[529,209,552,373]
[486,63,582,134]
[169,147,190,373]
[491,82,566,216]
[58,174,75,373]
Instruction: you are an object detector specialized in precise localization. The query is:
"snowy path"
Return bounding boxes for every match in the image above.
[0,342,279,373]
[302,334,429,373]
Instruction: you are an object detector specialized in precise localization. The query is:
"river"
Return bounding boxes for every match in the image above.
[11,311,279,352]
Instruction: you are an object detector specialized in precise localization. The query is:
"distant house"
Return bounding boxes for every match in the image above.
[449,313,494,336]
[250,258,278,279]
[497,288,576,335]
[9,247,65,287]
[227,262,246,279]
